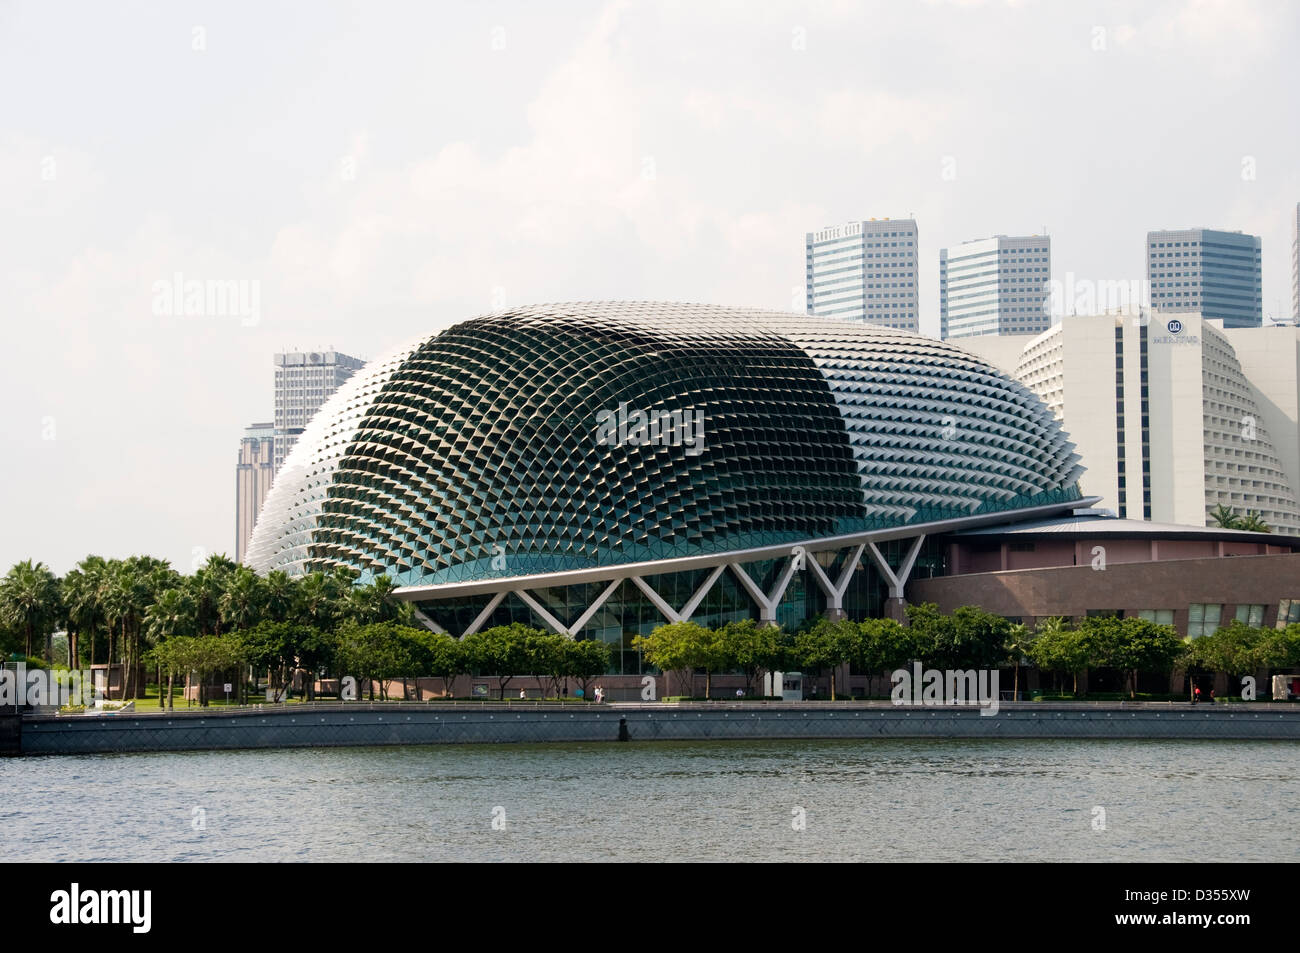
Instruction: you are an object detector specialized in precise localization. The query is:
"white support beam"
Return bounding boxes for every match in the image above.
[463,590,506,637]
[728,553,802,622]
[728,562,772,620]
[865,534,926,599]
[805,543,866,611]
[631,575,681,623]
[568,577,622,635]
[836,543,866,594]
[412,608,447,634]
[515,589,569,636]
[679,565,726,622]
[896,534,927,593]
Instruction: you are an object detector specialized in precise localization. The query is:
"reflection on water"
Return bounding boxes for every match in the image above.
[4,738,1299,862]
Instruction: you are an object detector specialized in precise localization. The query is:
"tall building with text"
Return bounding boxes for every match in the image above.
[939,234,1051,340]
[805,218,918,331]
[1147,227,1262,327]
[236,422,275,563]
[273,350,365,470]
[958,312,1300,533]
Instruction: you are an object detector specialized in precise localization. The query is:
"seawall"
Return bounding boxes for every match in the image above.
[15,701,1300,755]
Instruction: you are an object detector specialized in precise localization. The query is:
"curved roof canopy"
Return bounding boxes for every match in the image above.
[246,302,1082,585]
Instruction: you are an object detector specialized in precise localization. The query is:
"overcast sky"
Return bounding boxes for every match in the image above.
[2,0,1298,575]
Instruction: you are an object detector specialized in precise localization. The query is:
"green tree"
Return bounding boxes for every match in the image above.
[718,619,780,697]
[144,588,197,705]
[1084,616,1185,699]
[793,617,857,700]
[1004,622,1035,702]
[261,570,298,624]
[857,617,917,678]
[462,623,537,700]
[423,631,467,697]
[219,565,267,633]
[0,559,61,660]
[566,638,612,698]
[1026,618,1089,695]
[632,621,711,697]
[1208,503,1241,530]
[1238,510,1272,533]
[1187,620,1267,681]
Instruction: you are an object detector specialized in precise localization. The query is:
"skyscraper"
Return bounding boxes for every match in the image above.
[805,218,918,330]
[235,422,275,563]
[1147,227,1262,327]
[958,312,1300,533]
[1292,203,1299,320]
[273,350,365,470]
[939,234,1051,340]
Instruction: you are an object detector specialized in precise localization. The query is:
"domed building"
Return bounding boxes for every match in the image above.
[245,302,1097,664]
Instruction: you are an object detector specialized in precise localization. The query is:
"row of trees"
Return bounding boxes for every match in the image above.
[631,608,1023,700]
[634,609,1300,700]
[146,621,613,706]
[0,554,409,699]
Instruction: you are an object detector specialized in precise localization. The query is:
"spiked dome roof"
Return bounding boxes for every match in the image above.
[245,302,1082,586]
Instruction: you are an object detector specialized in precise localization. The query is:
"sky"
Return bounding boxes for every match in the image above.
[2,0,1298,575]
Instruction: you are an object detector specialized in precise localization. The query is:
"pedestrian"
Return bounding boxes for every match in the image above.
[1210,687,1216,703]
[1194,685,1201,704]
[519,688,526,700]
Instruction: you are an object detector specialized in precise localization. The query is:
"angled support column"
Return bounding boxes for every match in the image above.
[729,555,800,623]
[412,608,447,635]
[462,590,507,637]
[631,575,682,624]
[865,534,926,599]
[805,543,866,616]
[567,577,622,636]
[515,589,569,636]
[631,566,726,626]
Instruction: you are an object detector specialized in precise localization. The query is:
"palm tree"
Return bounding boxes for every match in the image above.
[189,554,237,636]
[0,560,61,659]
[218,566,266,633]
[262,570,297,624]
[145,588,197,708]
[1209,504,1241,530]
[295,572,337,631]
[1005,623,1034,702]
[1239,510,1272,533]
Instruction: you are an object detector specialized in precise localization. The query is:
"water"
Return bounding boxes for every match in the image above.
[4,739,1298,862]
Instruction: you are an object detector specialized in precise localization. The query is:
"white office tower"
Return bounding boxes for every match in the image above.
[805,218,918,330]
[273,350,365,471]
[958,312,1300,533]
[939,235,1051,340]
[1147,227,1262,327]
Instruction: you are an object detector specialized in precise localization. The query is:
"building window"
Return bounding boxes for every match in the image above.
[1187,604,1222,638]
[1138,609,1175,626]
[1235,604,1266,627]
[1277,599,1300,630]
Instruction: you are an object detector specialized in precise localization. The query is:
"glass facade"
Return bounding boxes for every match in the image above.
[1147,228,1262,328]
